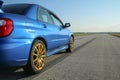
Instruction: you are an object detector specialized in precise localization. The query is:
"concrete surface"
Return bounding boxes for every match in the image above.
[1,34,120,80]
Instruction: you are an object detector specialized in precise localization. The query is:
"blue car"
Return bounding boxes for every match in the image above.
[0,1,74,74]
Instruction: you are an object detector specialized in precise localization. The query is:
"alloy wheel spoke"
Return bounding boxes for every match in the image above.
[38,60,42,68]
[70,38,74,49]
[33,53,38,57]
[42,54,46,58]
[34,47,39,54]
[39,44,43,52]
[33,58,38,63]
[41,49,45,55]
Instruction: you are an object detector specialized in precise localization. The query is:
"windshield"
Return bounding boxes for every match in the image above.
[2,4,31,15]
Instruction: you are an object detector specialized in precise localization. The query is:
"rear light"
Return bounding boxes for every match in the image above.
[0,18,13,37]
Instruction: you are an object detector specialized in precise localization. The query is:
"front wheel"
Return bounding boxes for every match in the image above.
[66,37,74,52]
[23,40,47,74]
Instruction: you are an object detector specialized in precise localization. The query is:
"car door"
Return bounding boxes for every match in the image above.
[37,7,65,50]
[49,12,69,47]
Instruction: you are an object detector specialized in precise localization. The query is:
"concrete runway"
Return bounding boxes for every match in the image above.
[1,34,120,80]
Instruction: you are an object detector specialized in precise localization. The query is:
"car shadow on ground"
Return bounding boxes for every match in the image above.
[0,51,72,80]
[0,67,28,80]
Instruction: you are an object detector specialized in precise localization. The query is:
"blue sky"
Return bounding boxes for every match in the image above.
[3,0,120,32]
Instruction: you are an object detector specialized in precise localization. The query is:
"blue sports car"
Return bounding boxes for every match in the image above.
[0,1,74,74]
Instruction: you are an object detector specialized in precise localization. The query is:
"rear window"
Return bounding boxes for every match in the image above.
[2,4,31,15]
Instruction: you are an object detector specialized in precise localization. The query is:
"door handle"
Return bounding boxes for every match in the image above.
[42,24,47,28]
[59,27,62,31]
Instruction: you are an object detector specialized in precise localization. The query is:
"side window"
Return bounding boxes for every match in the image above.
[50,14,63,27]
[38,7,52,24]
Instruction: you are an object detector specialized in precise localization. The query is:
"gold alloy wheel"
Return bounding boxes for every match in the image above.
[70,37,74,51]
[32,43,46,71]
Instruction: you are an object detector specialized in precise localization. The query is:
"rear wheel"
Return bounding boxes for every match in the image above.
[23,40,46,74]
[66,37,74,52]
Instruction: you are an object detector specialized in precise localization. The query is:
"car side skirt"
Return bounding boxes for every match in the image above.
[47,44,68,56]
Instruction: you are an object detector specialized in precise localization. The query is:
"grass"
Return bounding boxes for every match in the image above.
[111,34,120,37]
[73,32,91,36]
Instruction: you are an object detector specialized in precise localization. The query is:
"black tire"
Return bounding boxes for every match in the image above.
[66,37,74,52]
[23,40,47,74]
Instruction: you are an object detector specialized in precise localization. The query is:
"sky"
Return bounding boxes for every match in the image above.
[3,0,120,32]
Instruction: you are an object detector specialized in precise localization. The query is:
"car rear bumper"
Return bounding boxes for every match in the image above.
[0,38,32,67]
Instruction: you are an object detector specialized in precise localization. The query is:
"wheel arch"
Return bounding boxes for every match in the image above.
[69,33,74,41]
[71,34,74,41]
[27,36,48,62]
[33,37,48,50]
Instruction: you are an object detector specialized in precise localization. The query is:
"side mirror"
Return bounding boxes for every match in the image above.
[64,23,71,28]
